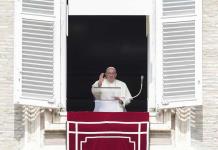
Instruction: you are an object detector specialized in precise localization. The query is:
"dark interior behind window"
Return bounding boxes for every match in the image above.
[67,16,147,111]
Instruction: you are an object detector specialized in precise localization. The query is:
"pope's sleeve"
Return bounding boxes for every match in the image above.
[91,81,101,99]
[122,83,132,106]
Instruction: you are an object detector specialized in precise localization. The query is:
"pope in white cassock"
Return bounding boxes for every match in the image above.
[91,67,132,112]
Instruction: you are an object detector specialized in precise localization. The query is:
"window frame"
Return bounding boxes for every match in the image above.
[14,0,201,110]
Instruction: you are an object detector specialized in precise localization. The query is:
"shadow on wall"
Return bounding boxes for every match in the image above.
[190,106,203,142]
[14,105,42,144]
[14,105,25,142]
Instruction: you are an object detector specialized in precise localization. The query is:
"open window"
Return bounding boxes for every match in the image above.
[67,16,148,112]
[13,0,202,111]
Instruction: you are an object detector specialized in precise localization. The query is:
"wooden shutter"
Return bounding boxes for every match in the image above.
[156,0,202,108]
[14,0,62,108]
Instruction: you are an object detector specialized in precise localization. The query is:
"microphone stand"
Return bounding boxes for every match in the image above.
[129,75,144,101]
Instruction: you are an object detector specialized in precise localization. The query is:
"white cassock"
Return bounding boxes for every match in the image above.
[91,79,132,112]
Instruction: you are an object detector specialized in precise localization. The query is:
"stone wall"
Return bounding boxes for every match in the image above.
[191,0,218,150]
[202,0,218,149]
[0,0,25,149]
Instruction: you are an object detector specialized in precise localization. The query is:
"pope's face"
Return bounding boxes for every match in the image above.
[105,69,117,83]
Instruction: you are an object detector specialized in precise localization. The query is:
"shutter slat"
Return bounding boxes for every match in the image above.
[22,0,54,16]
[164,76,195,81]
[23,0,54,6]
[164,66,195,72]
[163,46,194,51]
[23,4,54,10]
[23,51,53,57]
[163,38,195,43]
[23,50,53,56]
[22,82,53,88]
[163,1,195,6]
[164,87,194,92]
[23,29,53,34]
[163,60,194,66]
[163,69,194,75]
[22,63,53,70]
[21,95,53,100]
[23,25,53,30]
[163,78,194,83]
[22,88,53,95]
[23,33,53,39]
[22,72,53,78]
[164,82,195,87]
[22,85,53,91]
[22,42,53,48]
[164,49,194,54]
[163,0,194,3]
[163,0,195,17]
[22,61,53,66]
[22,89,53,96]
[23,46,53,52]
[23,59,53,65]
[164,72,194,77]
[23,38,53,44]
[22,78,53,84]
[22,75,53,81]
[164,86,195,91]
[22,67,53,73]
[23,66,53,72]
[22,70,53,76]
[163,43,194,49]
[163,91,195,97]
[23,52,53,58]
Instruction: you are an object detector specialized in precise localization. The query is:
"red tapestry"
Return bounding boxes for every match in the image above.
[67,112,149,150]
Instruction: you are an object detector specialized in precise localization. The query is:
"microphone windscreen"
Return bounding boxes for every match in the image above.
[141,75,144,81]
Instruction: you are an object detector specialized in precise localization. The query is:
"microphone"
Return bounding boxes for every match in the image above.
[130,75,144,100]
[141,75,144,83]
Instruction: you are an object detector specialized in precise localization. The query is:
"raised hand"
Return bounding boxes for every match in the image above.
[98,73,105,87]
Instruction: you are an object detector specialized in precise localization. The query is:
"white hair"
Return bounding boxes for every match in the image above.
[106,66,117,73]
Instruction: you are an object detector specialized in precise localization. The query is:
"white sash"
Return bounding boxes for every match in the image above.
[94,100,125,112]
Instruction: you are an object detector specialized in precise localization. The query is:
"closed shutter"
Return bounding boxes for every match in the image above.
[14,0,62,108]
[156,0,202,108]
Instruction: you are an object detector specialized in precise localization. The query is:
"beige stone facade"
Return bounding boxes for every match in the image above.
[0,0,24,149]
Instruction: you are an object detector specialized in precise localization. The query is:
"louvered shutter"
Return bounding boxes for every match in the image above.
[156,0,202,108]
[14,0,62,108]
